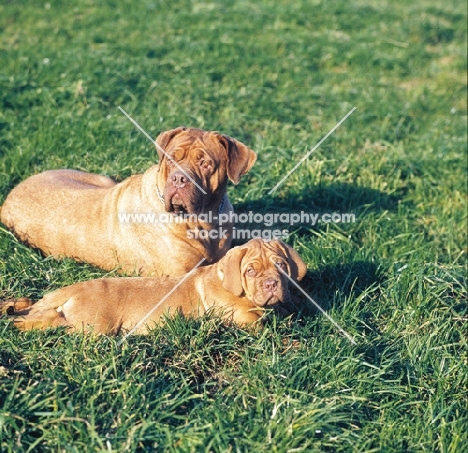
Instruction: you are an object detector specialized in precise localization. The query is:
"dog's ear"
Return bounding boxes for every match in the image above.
[155,127,187,160]
[218,134,257,185]
[275,241,307,282]
[217,245,249,296]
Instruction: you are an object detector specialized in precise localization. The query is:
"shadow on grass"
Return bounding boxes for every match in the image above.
[235,182,403,214]
[296,261,382,314]
[0,343,22,368]
[279,260,383,337]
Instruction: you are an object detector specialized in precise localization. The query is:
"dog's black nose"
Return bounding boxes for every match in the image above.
[264,279,278,293]
[171,171,187,188]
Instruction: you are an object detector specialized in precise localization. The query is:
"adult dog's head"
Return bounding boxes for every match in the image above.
[155,127,256,215]
[217,239,307,307]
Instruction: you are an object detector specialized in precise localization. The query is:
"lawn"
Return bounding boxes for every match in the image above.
[0,0,467,451]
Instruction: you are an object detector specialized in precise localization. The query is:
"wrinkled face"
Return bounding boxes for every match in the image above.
[158,130,228,214]
[242,246,292,307]
[218,239,308,307]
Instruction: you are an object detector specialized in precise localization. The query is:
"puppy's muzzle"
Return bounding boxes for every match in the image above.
[259,277,290,306]
[264,278,279,294]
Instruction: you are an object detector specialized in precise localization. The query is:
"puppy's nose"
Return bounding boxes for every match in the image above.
[171,171,187,188]
[264,279,278,293]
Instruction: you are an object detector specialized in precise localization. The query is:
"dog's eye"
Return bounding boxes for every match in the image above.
[276,261,286,269]
[246,267,256,277]
[200,160,211,170]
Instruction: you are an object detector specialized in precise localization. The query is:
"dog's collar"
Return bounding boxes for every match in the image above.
[155,185,166,207]
[156,187,227,217]
[218,193,226,215]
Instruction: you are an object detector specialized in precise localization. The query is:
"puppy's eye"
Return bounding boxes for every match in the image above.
[276,261,286,270]
[246,267,256,277]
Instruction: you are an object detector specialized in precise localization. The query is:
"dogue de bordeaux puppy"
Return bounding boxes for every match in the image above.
[0,127,256,276]
[0,239,307,334]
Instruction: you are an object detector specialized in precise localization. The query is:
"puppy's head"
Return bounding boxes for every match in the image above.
[155,127,256,215]
[217,239,307,307]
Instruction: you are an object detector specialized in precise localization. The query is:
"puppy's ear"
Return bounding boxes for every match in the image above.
[155,127,186,160]
[276,241,308,282]
[217,246,248,296]
[218,134,257,185]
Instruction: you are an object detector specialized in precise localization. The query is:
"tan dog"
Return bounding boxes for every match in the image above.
[0,127,256,276]
[0,239,307,334]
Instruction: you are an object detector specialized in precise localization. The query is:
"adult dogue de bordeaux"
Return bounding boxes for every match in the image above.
[0,127,257,276]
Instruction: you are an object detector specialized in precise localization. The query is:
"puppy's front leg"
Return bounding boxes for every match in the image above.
[229,307,265,329]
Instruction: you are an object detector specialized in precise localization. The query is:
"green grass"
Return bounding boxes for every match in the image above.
[0,0,467,451]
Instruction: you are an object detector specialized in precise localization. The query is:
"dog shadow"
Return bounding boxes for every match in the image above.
[259,260,381,342]
[297,261,382,310]
[233,182,402,214]
[276,260,382,332]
